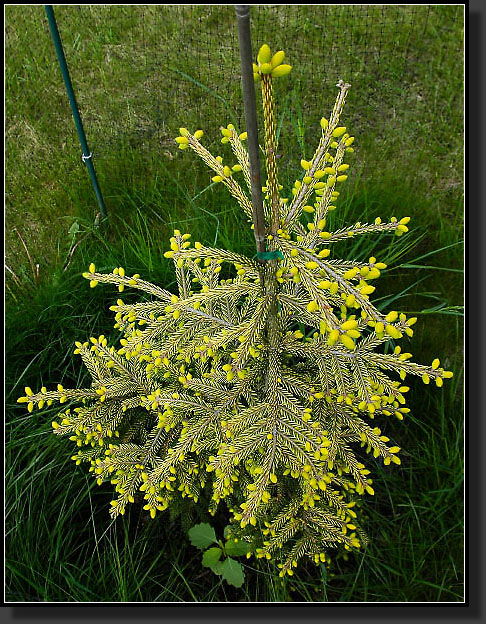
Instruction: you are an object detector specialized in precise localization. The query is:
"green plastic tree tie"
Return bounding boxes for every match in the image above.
[256,250,284,261]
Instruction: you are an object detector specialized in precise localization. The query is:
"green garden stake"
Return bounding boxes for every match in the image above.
[45,5,107,219]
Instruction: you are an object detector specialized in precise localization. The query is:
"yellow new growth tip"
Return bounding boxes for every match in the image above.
[254,44,291,80]
[257,44,271,65]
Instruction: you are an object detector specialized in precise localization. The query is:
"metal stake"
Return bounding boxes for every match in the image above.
[235,5,266,264]
[45,5,107,219]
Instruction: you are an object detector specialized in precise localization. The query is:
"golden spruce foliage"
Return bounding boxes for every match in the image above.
[19,45,452,577]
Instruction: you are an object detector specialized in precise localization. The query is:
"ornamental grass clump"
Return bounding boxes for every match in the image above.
[19,44,452,578]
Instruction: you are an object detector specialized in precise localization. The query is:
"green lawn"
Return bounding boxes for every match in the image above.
[6,5,463,602]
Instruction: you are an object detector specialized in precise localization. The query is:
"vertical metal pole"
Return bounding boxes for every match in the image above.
[45,5,107,219]
[235,5,266,263]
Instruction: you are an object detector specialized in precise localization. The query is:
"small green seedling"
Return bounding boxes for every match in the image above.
[188,522,251,588]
